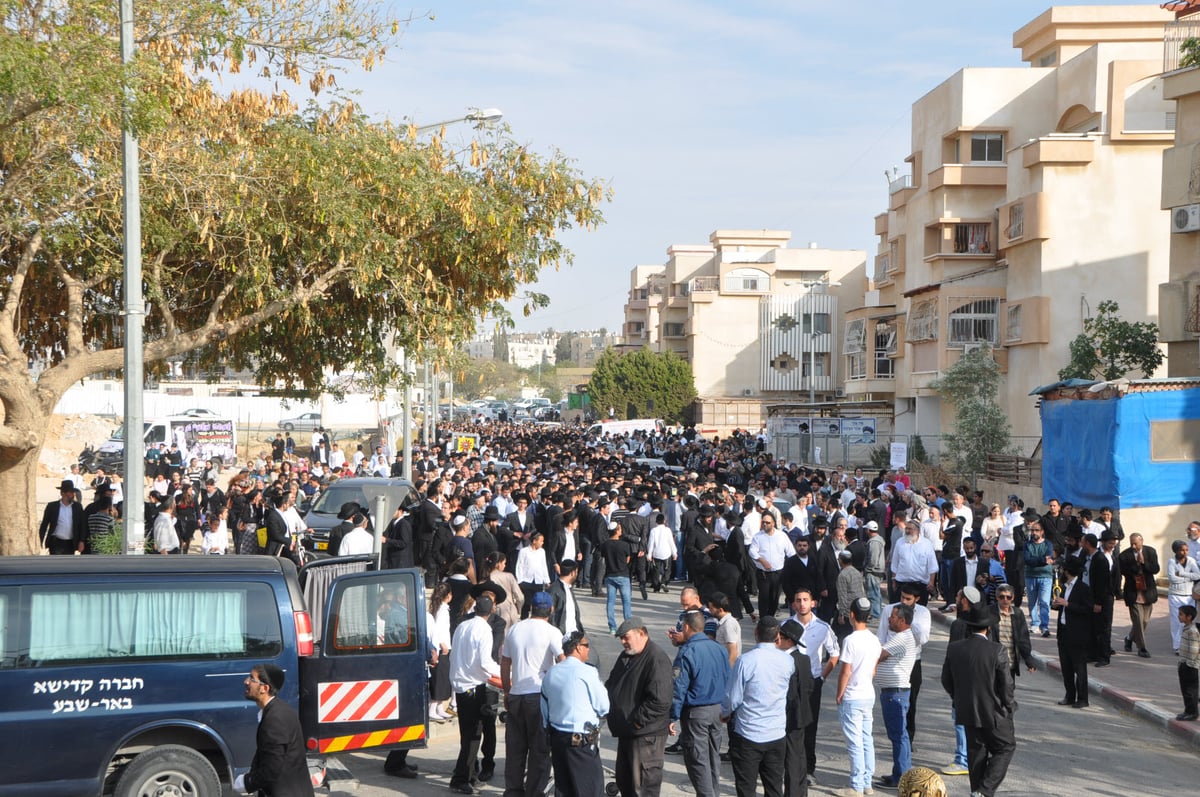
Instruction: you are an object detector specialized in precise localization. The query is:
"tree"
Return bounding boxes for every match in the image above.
[587,347,697,423]
[0,1,606,554]
[931,345,1011,476]
[1057,300,1164,381]
[1181,37,1200,69]
[554,331,577,365]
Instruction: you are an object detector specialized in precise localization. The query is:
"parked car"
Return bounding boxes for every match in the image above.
[279,412,322,432]
[302,477,416,554]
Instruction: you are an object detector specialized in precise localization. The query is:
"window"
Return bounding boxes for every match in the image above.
[803,313,831,335]
[888,240,901,273]
[771,352,799,373]
[331,578,417,653]
[847,352,866,379]
[874,324,896,378]
[874,253,889,283]
[954,223,991,254]
[724,268,770,292]
[24,583,281,665]
[801,357,826,377]
[1007,203,1024,240]
[907,299,938,342]
[948,298,1000,347]
[844,319,866,380]
[663,322,684,337]
[970,133,1004,162]
[1006,304,1023,342]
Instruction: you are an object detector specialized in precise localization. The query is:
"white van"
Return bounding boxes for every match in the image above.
[587,418,664,438]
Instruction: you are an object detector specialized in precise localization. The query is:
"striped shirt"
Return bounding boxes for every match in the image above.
[875,628,917,689]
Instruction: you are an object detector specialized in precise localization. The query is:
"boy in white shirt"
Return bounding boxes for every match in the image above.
[646,513,678,593]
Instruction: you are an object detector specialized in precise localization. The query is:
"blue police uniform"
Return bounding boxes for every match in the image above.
[670,634,731,797]
[541,657,608,796]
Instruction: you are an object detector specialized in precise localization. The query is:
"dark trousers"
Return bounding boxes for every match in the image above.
[1180,663,1200,715]
[907,658,922,746]
[504,693,550,797]
[46,537,76,555]
[615,733,666,797]
[579,537,594,587]
[519,582,549,619]
[757,569,784,618]
[1002,550,1025,608]
[680,704,722,797]
[649,558,671,591]
[450,684,487,786]
[964,717,1015,797]
[1058,638,1089,704]
[1091,598,1114,662]
[783,727,808,797]
[803,677,824,776]
[729,731,785,797]
[548,730,604,797]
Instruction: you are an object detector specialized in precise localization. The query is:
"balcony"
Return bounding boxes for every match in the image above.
[689,276,720,302]
[1165,18,1200,73]
[628,297,649,311]
[888,173,912,195]
[927,164,1007,189]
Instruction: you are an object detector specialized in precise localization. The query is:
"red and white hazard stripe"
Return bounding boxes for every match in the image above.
[318,680,399,723]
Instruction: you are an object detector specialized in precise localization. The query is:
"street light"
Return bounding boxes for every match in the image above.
[414,107,503,133]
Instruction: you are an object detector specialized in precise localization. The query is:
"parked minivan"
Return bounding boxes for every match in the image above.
[0,555,428,796]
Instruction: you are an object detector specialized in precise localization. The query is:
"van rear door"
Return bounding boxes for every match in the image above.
[298,568,428,757]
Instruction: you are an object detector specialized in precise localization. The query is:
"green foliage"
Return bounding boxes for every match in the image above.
[1181,37,1200,69]
[868,445,891,471]
[458,357,525,399]
[588,347,697,423]
[909,434,929,465]
[554,331,576,365]
[932,345,1011,475]
[1057,300,1163,381]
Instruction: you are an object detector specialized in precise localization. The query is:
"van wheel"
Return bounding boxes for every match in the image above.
[114,745,220,797]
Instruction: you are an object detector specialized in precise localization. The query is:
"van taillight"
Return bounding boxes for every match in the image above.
[295,611,314,656]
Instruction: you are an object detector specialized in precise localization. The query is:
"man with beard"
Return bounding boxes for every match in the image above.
[234,664,314,797]
[606,617,674,797]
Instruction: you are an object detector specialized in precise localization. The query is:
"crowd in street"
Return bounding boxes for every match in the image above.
[43,418,1200,797]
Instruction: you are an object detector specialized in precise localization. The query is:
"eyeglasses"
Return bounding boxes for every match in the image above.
[245,676,270,687]
[997,595,1014,601]
[578,642,590,649]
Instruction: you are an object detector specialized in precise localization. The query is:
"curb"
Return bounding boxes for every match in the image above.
[928,607,1200,750]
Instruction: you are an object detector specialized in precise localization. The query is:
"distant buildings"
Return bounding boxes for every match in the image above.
[465,329,617,369]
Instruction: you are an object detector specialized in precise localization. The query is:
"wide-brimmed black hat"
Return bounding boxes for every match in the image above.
[483,505,502,522]
[470,580,508,606]
[58,480,76,492]
[337,502,362,520]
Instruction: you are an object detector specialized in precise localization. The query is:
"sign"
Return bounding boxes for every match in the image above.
[451,433,479,455]
[890,442,908,470]
[775,417,813,435]
[818,418,841,437]
[318,679,400,723]
[840,418,876,444]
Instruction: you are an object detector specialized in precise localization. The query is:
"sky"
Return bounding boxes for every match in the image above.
[336,0,1146,333]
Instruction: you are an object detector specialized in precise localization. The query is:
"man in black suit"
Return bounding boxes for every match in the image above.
[236,663,315,797]
[941,598,1017,797]
[413,482,446,579]
[502,492,535,562]
[1118,532,1159,657]
[263,493,292,558]
[1081,532,1113,666]
[1053,556,1093,708]
[549,560,584,637]
[39,479,86,555]
[777,620,814,797]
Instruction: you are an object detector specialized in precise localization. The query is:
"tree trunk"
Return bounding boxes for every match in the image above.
[0,446,42,556]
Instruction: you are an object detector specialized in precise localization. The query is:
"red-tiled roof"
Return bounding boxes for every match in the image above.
[1164,0,1200,18]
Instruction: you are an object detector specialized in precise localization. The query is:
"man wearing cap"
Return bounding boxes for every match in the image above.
[669,611,731,797]
[39,479,86,555]
[501,591,565,797]
[606,617,674,797]
[942,587,995,777]
[541,632,608,797]
[940,594,1017,797]
[750,510,795,620]
[777,619,815,797]
[723,616,795,797]
[835,598,881,797]
[449,594,502,794]
[863,521,886,620]
[235,663,315,797]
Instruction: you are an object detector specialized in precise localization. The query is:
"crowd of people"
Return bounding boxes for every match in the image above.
[43,417,1200,796]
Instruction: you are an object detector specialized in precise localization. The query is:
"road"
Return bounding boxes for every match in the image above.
[317,585,1197,796]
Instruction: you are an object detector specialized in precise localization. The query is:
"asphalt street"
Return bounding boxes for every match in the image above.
[322,583,1200,797]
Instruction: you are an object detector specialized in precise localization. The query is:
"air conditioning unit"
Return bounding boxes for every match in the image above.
[1172,204,1200,234]
[742,388,754,396]
[834,388,846,398]
[961,342,984,354]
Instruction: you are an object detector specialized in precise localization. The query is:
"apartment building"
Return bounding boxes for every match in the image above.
[859,4,1174,443]
[1160,1,1200,375]
[620,229,865,431]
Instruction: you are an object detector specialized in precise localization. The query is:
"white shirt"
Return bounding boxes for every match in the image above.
[428,604,452,649]
[338,526,373,556]
[329,448,347,470]
[450,615,501,693]
[561,582,579,636]
[646,523,678,560]
[742,510,762,540]
[202,522,228,554]
[839,628,883,703]
[921,519,943,552]
[501,618,563,696]
[878,601,931,660]
[749,529,794,572]
[792,614,840,680]
[890,535,938,582]
[52,501,75,541]
[954,504,973,535]
[515,546,551,585]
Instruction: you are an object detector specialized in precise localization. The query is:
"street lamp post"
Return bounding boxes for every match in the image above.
[414,108,503,134]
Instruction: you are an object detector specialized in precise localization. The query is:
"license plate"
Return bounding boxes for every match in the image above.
[316,541,328,551]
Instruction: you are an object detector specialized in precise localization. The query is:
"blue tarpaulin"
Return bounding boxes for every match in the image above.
[1041,387,1200,509]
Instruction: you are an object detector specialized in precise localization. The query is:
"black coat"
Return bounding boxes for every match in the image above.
[243,698,316,797]
[941,633,1016,729]
[549,580,584,636]
[264,508,291,557]
[1056,578,1094,647]
[989,605,1035,674]
[1118,546,1160,605]
[383,515,415,569]
[38,500,86,549]
[786,647,815,731]
[604,641,673,739]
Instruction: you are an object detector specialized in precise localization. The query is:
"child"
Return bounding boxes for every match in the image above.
[202,506,229,555]
[1178,604,1199,722]
[645,513,678,593]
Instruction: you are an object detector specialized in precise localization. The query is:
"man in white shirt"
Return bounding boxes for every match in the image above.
[749,513,794,619]
[501,592,565,797]
[646,513,678,593]
[338,512,373,557]
[328,443,347,472]
[449,595,502,793]
[369,446,390,477]
[835,598,882,797]
[890,521,939,606]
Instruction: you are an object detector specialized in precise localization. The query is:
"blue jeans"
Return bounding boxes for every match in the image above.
[838,698,875,792]
[939,556,954,604]
[1026,575,1052,633]
[880,689,911,781]
[865,574,882,619]
[951,707,967,767]
[605,575,632,632]
[674,530,687,580]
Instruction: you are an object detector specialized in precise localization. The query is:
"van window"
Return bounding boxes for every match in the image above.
[330,577,416,653]
[18,582,282,665]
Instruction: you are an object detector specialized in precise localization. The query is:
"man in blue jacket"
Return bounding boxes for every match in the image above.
[668,611,731,797]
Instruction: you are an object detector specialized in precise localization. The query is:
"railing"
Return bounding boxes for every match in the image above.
[888,174,912,195]
[985,453,1041,485]
[690,276,720,293]
[1165,19,1200,73]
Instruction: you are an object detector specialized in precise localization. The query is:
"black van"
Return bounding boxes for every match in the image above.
[0,555,428,796]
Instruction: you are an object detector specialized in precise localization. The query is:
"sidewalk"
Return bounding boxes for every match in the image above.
[928,594,1200,749]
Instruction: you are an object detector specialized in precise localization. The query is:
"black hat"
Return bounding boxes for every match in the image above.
[779,619,805,645]
[58,479,76,492]
[259,662,285,692]
[699,505,716,518]
[1100,529,1117,542]
[337,501,362,520]
[483,505,501,522]
[470,581,508,606]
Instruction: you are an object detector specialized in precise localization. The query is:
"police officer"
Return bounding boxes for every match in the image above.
[541,632,609,797]
[668,611,731,797]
